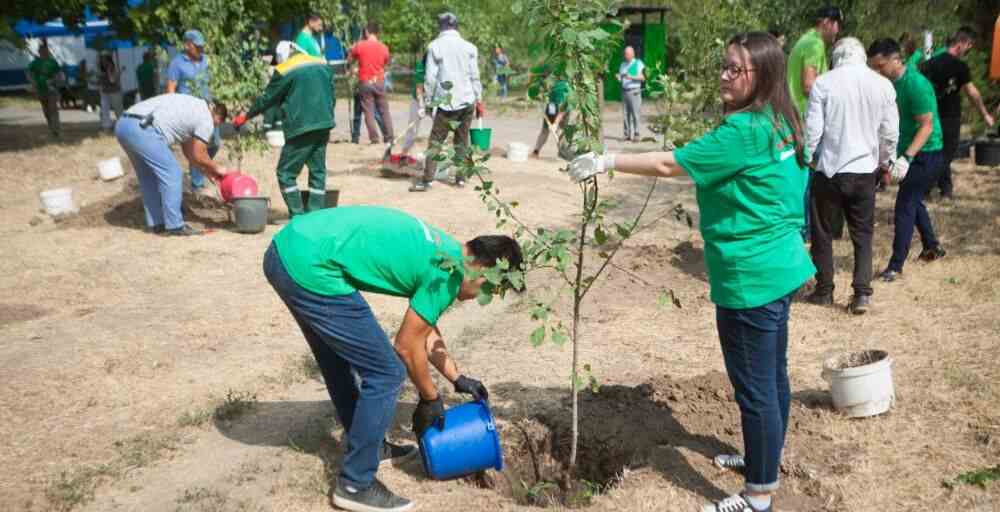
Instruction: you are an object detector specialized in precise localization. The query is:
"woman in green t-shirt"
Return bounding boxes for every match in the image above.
[568,32,814,512]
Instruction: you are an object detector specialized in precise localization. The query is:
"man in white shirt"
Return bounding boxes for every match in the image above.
[411,12,483,192]
[617,46,645,142]
[804,37,899,314]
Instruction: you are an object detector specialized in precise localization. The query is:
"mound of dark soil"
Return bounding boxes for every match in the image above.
[487,371,845,509]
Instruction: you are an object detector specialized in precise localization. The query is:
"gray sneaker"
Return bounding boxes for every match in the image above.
[713,453,745,471]
[408,180,432,192]
[379,441,418,467]
[332,479,414,512]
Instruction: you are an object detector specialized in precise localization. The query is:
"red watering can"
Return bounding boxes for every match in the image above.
[218,173,259,202]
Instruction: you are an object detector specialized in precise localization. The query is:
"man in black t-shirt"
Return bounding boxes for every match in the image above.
[920,27,995,200]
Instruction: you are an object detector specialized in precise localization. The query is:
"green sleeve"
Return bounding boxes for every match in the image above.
[415,59,425,85]
[247,72,292,119]
[910,80,937,117]
[409,267,462,326]
[674,118,747,188]
[802,39,825,71]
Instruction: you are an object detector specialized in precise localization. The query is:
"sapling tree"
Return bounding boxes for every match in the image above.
[431,0,683,475]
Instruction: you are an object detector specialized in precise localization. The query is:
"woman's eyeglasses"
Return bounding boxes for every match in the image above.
[721,64,756,79]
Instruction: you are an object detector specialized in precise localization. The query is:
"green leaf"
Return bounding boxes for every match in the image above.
[551,327,568,345]
[477,290,494,306]
[615,223,632,238]
[594,225,608,245]
[530,326,546,347]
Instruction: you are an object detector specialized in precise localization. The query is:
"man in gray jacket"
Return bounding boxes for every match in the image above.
[410,12,483,192]
[804,37,899,314]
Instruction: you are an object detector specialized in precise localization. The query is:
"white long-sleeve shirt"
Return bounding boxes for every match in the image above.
[424,30,481,112]
[805,63,899,178]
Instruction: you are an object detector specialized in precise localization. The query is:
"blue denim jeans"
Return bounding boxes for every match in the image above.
[263,244,406,489]
[189,126,221,189]
[716,294,792,493]
[888,151,942,272]
[115,116,186,229]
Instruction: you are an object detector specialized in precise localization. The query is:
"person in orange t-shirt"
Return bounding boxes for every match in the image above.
[349,22,394,144]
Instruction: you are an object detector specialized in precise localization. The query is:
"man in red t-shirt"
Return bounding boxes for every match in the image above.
[349,22,394,144]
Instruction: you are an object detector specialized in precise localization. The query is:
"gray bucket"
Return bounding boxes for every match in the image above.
[231,197,269,233]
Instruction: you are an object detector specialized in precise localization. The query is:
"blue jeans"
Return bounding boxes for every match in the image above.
[716,294,792,493]
[115,117,185,229]
[263,244,406,489]
[497,75,508,98]
[190,126,221,189]
[888,151,942,272]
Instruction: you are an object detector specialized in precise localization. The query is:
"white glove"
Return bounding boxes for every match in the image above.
[568,152,615,183]
[890,156,910,183]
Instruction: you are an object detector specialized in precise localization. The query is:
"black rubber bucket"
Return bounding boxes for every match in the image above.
[955,139,972,159]
[975,138,1000,167]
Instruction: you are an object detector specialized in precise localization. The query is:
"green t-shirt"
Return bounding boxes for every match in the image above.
[295,30,323,58]
[412,57,425,100]
[893,66,943,154]
[787,29,827,116]
[136,61,156,96]
[674,109,816,309]
[272,206,465,325]
[549,80,570,109]
[29,57,61,95]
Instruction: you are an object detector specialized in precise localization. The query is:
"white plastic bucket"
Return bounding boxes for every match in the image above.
[507,142,530,162]
[39,187,76,216]
[266,130,285,148]
[97,157,124,181]
[821,350,895,418]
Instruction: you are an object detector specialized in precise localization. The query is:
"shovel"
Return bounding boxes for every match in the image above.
[382,108,429,161]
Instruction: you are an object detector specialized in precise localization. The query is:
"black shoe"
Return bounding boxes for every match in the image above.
[379,441,418,467]
[145,224,166,234]
[848,294,871,315]
[878,269,900,282]
[162,224,204,237]
[455,177,466,187]
[919,246,946,262]
[332,479,413,512]
[805,291,833,305]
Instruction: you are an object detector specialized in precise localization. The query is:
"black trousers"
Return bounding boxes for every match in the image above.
[809,172,876,297]
[930,115,961,196]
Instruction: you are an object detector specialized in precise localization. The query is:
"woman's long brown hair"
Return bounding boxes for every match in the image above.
[725,32,808,168]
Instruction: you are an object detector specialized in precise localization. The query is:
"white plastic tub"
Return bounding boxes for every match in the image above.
[821,350,894,418]
[507,142,530,162]
[97,157,124,181]
[39,187,76,216]
[266,130,285,148]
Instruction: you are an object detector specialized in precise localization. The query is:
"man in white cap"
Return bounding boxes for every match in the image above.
[804,37,899,314]
[167,29,217,191]
[410,12,483,192]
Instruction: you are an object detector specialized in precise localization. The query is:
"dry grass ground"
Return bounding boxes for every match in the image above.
[1,100,998,512]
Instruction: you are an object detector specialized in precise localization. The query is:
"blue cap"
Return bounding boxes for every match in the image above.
[183,29,206,47]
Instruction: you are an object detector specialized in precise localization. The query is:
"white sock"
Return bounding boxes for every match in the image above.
[744,493,771,511]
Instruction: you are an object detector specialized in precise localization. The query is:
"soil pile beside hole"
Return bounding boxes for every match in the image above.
[831,350,887,370]
[58,185,230,230]
[489,371,844,509]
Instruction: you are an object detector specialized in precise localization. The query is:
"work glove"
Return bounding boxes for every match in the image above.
[475,101,485,119]
[890,156,910,183]
[412,396,444,437]
[568,152,616,183]
[453,375,489,401]
[232,113,248,130]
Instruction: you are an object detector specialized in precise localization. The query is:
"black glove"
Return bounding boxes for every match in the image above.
[453,375,489,401]
[412,396,444,436]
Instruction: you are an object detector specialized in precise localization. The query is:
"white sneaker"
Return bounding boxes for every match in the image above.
[714,453,745,470]
[702,493,769,512]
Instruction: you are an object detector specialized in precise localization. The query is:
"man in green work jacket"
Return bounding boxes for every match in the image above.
[234,52,334,216]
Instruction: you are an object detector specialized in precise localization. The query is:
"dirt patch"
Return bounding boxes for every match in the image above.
[484,371,841,509]
[827,350,888,370]
[56,186,231,230]
[0,303,49,327]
